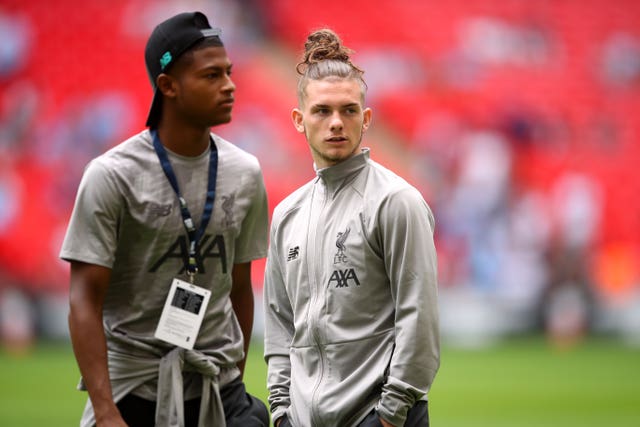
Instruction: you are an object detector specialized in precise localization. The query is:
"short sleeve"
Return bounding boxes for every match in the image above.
[59,159,122,268]
[233,165,269,264]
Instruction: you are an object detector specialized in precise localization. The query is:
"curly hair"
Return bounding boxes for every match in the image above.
[296,29,367,105]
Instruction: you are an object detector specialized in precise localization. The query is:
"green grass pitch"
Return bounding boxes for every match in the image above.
[1,337,638,426]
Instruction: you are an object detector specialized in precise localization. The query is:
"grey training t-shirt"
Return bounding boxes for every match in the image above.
[60,129,268,397]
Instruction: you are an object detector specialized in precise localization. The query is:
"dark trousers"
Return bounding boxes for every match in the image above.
[116,378,269,427]
[278,401,429,427]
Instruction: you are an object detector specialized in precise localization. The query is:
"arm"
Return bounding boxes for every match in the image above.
[263,227,295,423]
[376,188,440,427]
[229,164,269,377]
[230,262,254,377]
[68,261,128,426]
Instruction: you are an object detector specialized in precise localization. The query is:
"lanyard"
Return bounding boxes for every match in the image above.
[151,129,218,282]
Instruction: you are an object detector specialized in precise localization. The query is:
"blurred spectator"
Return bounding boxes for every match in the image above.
[458,16,556,67]
[538,173,603,347]
[0,81,39,159]
[0,287,35,355]
[0,163,22,234]
[500,189,551,309]
[599,32,640,88]
[356,48,428,104]
[435,129,513,297]
[33,92,135,165]
[0,9,32,79]
[551,172,602,251]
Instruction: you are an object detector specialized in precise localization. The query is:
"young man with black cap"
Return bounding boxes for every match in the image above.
[60,11,269,427]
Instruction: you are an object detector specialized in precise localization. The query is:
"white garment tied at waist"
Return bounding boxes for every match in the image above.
[79,346,234,427]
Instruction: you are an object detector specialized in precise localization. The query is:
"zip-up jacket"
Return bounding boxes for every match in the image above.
[264,149,439,427]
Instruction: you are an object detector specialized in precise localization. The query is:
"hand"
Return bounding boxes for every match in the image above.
[379,418,396,427]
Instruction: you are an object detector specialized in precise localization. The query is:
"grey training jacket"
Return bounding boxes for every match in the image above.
[264,149,439,427]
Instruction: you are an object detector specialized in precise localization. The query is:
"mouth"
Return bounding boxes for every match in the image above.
[220,98,234,107]
[325,136,348,143]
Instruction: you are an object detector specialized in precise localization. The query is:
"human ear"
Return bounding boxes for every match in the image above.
[362,107,372,132]
[156,73,177,99]
[292,108,305,133]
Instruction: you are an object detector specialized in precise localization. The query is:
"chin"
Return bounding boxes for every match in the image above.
[327,148,354,161]
[210,114,232,127]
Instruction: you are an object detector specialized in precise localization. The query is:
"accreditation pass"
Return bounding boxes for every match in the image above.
[155,278,211,350]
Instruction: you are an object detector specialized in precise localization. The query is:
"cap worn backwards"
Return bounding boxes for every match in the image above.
[144,11,223,128]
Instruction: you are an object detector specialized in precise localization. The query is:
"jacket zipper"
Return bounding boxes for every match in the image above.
[308,178,328,426]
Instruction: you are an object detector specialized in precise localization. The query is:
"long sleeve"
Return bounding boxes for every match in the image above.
[375,187,440,427]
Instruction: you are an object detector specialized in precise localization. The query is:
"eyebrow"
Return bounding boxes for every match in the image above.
[311,102,360,109]
[198,63,233,73]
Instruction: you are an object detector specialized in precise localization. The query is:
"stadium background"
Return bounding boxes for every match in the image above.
[0,0,639,425]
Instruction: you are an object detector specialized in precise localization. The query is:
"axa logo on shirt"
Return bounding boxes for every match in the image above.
[150,234,227,274]
[328,268,360,288]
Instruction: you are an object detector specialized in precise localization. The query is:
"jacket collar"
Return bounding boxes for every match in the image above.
[315,148,370,187]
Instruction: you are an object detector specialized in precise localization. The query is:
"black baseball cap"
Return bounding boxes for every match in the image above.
[144,11,223,128]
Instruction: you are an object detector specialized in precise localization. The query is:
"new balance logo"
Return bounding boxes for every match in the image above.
[328,268,361,288]
[287,246,300,261]
[148,202,172,218]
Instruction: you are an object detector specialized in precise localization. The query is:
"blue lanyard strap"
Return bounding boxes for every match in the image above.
[151,129,218,280]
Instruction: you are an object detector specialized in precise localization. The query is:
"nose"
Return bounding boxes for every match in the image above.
[223,74,236,93]
[329,111,343,131]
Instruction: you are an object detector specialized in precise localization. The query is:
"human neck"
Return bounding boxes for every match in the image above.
[155,122,211,157]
